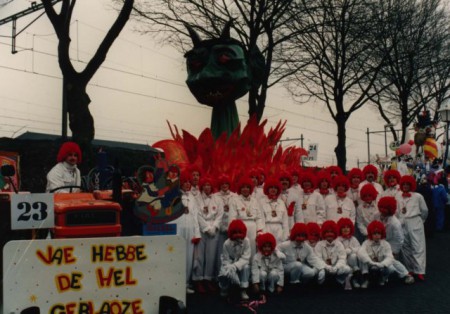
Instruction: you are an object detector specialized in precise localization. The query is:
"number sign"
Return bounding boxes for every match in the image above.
[11,193,54,230]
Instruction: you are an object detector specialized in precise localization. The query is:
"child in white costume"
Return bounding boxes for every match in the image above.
[252,232,285,294]
[214,174,237,275]
[358,221,394,288]
[278,223,326,285]
[172,172,201,294]
[306,222,321,249]
[278,170,296,229]
[296,171,325,225]
[315,220,351,289]
[374,196,415,284]
[381,170,401,197]
[356,184,379,240]
[260,177,289,244]
[229,177,265,259]
[395,175,428,281]
[336,218,361,288]
[324,175,356,223]
[316,171,334,201]
[218,220,252,300]
[193,176,223,293]
[347,168,363,209]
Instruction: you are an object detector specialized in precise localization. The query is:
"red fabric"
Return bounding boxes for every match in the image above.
[191,237,201,244]
[363,164,378,178]
[360,184,378,202]
[263,177,282,197]
[287,202,295,217]
[332,175,350,191]
[400,175,417,192]
[383,169,401,186]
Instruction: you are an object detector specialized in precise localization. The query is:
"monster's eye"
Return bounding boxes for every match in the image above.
[218,53,231,64]
[189,60,203,71]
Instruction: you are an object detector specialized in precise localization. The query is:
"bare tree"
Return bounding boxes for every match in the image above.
[283,0,385,170]
[125,0,307,121]
[370,0,450,143]
[42,0,134,152]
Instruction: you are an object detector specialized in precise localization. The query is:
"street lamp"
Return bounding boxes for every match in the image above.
[438,101,450,168]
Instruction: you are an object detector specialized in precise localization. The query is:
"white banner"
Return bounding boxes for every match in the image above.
[303,143,318,161]
[3,236,186,314]
[11,193,54,230]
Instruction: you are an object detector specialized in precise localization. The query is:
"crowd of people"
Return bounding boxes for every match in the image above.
[44,141,448,301]
[173,162,447,300]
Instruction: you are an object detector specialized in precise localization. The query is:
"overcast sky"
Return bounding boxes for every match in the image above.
[0,0,409,168]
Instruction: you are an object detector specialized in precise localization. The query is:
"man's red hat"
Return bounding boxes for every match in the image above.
[363,164,378,178]
[347,168,363,181]
[306,222,321,241]
[332,175,350,191]
[236,177,254,195]
[263,177,282,197]
[299,171,316,189]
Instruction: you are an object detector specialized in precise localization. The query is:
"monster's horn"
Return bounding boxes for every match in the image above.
[185,23,202,47]
[220,20,234,39]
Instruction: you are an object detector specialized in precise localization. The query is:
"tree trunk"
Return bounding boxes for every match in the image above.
[334,113,347,171]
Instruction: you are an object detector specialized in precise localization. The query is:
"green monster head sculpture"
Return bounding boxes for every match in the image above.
[184,22,264,138]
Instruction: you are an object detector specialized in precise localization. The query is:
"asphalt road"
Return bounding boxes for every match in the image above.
[186,230,450,314]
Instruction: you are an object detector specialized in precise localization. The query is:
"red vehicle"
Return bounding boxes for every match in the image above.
[52,191,122,238]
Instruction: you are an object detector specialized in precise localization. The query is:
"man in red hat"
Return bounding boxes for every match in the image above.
[46,141,82,193]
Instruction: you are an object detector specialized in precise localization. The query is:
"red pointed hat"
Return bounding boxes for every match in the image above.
[367,220,386,240]
[217,174,232,187]
[279,170,292,187]
[316,170,332,185]
[299,171,316,189]
[57,141,82,163]
[377,196,397,216]
[199,176,215,190]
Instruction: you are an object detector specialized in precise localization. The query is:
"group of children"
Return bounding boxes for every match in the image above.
[172,164,428,299]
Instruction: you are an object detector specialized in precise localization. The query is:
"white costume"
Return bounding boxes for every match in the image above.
[229,194,265,259]
[315,239,351,284]
[251,249,285,292]
[324,194,356,223]
[46,162,81,193]
[358,239,394,282]
[215,190,237,272]
[348,187,361,208]
[395,192,428,274]
[172,190,201,286]
[374,213,410,279]
[381,185,399,198]
[336,236,361,272]
[261,197,289,244]
[277,240,325,284]
[218,237,251,289]
[356,201,378,238]
[193,192,223,281]
[295,191,325,225]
